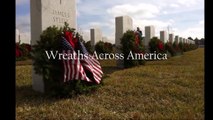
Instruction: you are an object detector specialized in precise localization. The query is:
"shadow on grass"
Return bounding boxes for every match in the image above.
[101,66,123,81]
[16,85,57,106]
[16,61,122,107]
[102,66,122,75]
[16,83,101,107]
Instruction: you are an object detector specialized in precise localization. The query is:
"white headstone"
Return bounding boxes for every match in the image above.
[160,31,167,43]
[90,28,102,48]
[115,16,133,68]
[179,37,183,43]
[145,26,155,47]
[175,35,179,44]
[16,29,20,43]
[183,38,186,43]
[30,0,77,93]
[169,34,174,43]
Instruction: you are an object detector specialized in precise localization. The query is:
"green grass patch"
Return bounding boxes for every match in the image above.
[16,48,204,119]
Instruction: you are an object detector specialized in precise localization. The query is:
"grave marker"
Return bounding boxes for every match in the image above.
[160,31,167,43]
[115,16,133,68]
[175,35,179,44]
[179,37,183,43]
[145,26,155,48]
[90,28,102,49]
[30,0,77,92]
[169,33,174,43]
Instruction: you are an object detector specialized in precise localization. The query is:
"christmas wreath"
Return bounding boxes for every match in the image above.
[31,23,103,97]
[120,30,146,68]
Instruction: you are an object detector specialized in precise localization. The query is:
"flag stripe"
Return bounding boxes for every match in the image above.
[75,57,80,80]
[82,63,102,79]
[71,51,75,80]
[61,35,103,84]
[67,51,71,81]
[80,55,103,83]
[85,57,103,74]
[63,50,67,82]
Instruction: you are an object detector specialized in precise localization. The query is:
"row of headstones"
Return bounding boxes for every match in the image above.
[90,16,195,51]
[162,32,195,44]
[115,16,196,47]
[114,15,196,68]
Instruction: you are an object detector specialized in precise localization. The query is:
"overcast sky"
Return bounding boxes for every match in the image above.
[16,0,204,44]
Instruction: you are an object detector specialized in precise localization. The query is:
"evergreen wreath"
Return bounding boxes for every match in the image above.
[120,30,146,68]
[31,23,101,97]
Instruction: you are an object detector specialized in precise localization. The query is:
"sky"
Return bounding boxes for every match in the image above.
[16,0,204,44]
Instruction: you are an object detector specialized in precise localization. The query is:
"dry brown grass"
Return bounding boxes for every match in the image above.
[16,48,204,120]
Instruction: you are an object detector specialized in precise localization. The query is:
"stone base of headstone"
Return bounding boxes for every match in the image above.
[32,66,44,93]
[174,52,183,56]
[30,0,77,93]
[115,46,124,68]
[166,50,172,58]
[116,60,124,68]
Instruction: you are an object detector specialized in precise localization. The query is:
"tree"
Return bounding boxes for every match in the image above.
[149,37,166,53]
[188,37,193,40]
[194,37,199,45]
[84,40,92,53]
[94,41,113,54]
[95,41,105,54]
[120,30,145,68]
[194,37,199,41]
[200,38,205,45]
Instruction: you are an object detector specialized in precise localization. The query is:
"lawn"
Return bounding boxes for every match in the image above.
[16,48,204,120]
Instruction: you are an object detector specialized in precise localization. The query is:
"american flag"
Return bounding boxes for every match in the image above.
[78,40,103,84]
[61,36,103,84]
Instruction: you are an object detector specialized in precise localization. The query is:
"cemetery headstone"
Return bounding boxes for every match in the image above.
[160,31,167,43]
[179,37,183,43]
[169,33,174,43]
[115,16,133,68]
[90,28,102,50]
[16,29,20,43]
[175,35,179,44]
[145,26,155,49]
[30,0,77,92]
[183,38,186,43]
